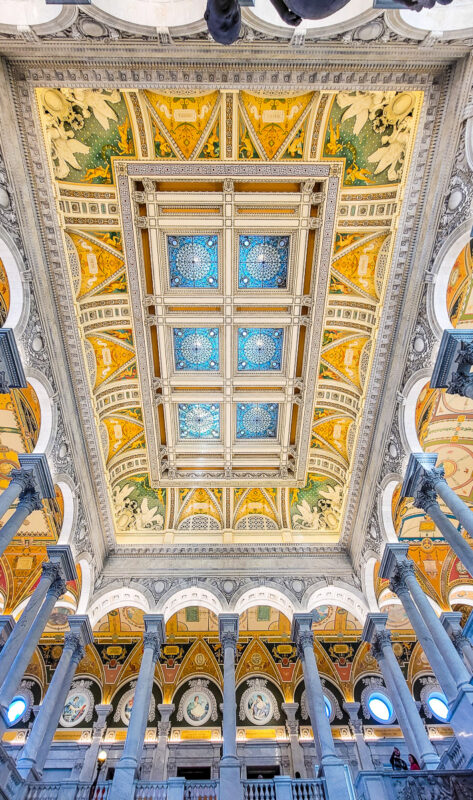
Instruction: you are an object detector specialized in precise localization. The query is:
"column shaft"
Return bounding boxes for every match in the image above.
[16,642,78,777]
[221,638,237,760]
[433,477,473,539]
[0,479,23,520]
[0,577,66,733]
[79,705,112,782]
[404,570,470,689]
[425,501,473,578]
[375,637,439,768]
[150,705,173,780]
[120,645,155,768]
[0,492,41,557]
[0,564,58,686]
[392,579,457,701]
[299,635,337,764]
[282,703,306,778]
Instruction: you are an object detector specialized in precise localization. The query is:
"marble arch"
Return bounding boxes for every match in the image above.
[87,585,153,629]
[361,557,380,614]
[305,582,368,624]
[0,227,27,335]
[26,371,57,458]
[378,476,402,546]
[75,556,93,616]
[449,584,473,608]
[427,217,473,338]
[231,585,297,619]
[159,586,226,623]
[56,475,76,549]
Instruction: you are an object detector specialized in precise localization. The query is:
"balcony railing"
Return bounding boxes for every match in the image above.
[355,769,473,800]
[184,780,219,799]
[134,781,168,799]
[243,781,276,800]
[242,779,326,800]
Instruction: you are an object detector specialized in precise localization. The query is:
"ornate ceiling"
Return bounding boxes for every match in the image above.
[35,87,422,544]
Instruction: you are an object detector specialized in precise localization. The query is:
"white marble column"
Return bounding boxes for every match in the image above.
[342,702,374,771]
[16,616,92,779]
[0,573,67,736]
[151,703,174,780]
[111,615,164,800]
[0,467,35,521]
[218,613,242,800]
[292,614,353,800]
[441,612,473,674]
[0,546,75,687]
[363,613,439,769]
[79,704,113,782]
[413,476,473,577]
[282,702,306,778]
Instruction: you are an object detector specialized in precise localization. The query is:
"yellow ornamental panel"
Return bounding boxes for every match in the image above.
[331,233,388,300]
[321,336,369,390]
[312,417,353,462]
[144,91,219,159]
[68,231,125,299]
[87,330,135,389]
[240,91,314,160]
[103,415,144,463]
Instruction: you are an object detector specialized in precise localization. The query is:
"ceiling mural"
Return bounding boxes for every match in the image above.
[36,87,423,544]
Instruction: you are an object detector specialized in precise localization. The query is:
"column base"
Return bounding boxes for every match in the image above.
[320,757,354,800]
[110,761,137,800]
[449,684,473,763]
[15,759,39,781]
[354,770,388,800]
[219,756,242,800]
[420,751,440,770]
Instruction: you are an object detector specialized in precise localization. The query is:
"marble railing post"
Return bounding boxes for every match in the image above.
[0,574,67,736]
[0,546,75,688]
[281,702,306,778]
[79,704,113,782]
[16,616,92,780]
[363,614,439,769]
[441,612,473,674]
[150,703,174,780]
[342,702,374,771]
[292,614,353,800]
[111,615,164,800]
[218,613,242,800]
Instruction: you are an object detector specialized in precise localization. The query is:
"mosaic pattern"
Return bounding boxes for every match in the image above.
[167,235,218,288]
[178,403,220,440]
[173,328,219,371]
[236,403,279,439]
[238,328,283,371]
[238,235,289,289]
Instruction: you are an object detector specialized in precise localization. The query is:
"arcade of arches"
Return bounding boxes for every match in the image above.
[0,3,473,800]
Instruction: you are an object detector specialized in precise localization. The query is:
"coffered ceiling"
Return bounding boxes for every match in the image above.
[34,86,423,545]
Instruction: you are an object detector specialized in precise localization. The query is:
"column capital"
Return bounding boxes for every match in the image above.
[0,328,26,390]
[431,329,473,391]
[447,370,473,398]
[379,543,409,581]
[389,561,415,598]
[68,615,94,648]
[413,480,440,514]
[17,487,43,514]
[343,701,363,733]
[157,704,174,737]
[48,575,67,600]
[441,612,468,654]
[17,453,55,500]
[93,704,113,733]
[46,544,77,582]
[63,632,85,664]
[143,614,165,662]
[361,613,389,645]
[282,702,299,735]
[218,613,239,649]
[292,613,314,660]
[370,630,392,661]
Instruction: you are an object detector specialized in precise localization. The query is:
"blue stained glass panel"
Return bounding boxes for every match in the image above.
[178,403,220,440]
[236,403,279,440]
[238,235,289,289]
[173,328,219,371]
[238,328,283,371]
[167,235,218,288]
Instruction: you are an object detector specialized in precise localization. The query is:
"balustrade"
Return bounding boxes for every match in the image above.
[243,781,276,800]
[292,781,325,800]
[134,781,168,800]
[356,770,473,800]
[184,780,219,800]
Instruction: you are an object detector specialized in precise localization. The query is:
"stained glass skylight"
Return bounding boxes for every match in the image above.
[236,403,279,439]
[173,328,219,371]
[167,235,218,288]
[178,403,220,440]
[237,327,283,371]
[238,235,289,289]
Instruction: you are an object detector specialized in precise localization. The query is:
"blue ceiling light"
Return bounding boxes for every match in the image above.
[178,403,220,440]
[7,697,26,724]
[173,328,219,371]
[238,328,283,371]
[367,692,394,724]
[428,692,449,722]
[236,403,279,440]
[238,235,289,289]
[167,235,218,289]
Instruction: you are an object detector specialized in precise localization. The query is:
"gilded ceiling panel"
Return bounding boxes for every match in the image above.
[35,87,423,544]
